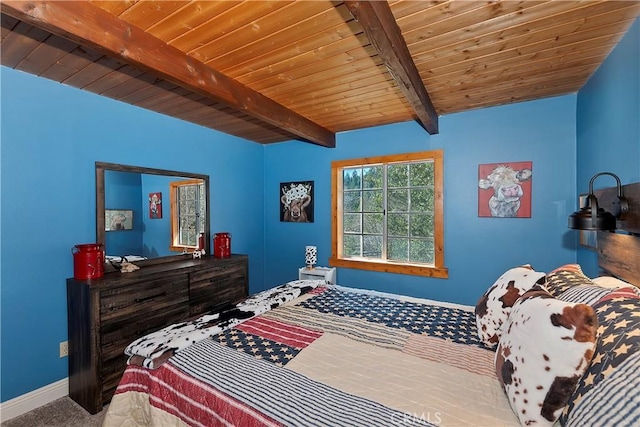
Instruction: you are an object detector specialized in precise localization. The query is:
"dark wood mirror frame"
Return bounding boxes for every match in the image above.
[96,161,211,267]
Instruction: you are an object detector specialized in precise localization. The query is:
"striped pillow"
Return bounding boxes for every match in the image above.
[556,285,614,306]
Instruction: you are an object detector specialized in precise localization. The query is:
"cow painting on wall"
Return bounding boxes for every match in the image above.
[478,161,532,218]
[280,181,314,223]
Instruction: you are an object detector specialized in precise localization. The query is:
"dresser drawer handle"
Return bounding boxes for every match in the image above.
[135,291,167,303]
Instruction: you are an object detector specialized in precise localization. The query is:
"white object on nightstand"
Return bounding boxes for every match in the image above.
[298,266,336,285]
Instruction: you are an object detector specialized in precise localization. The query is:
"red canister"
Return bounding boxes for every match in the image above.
[72,243,105,280]
[213,232,231,258]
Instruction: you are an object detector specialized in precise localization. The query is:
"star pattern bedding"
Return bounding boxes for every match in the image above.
[104,284,518,426]
[559,287,640,426]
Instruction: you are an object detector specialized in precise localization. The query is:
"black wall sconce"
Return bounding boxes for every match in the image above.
[568,172,629,231]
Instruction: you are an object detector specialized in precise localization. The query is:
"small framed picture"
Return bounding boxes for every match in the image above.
[149,192,162,219]
[478,161,532,218]
[105,209,133,231]
[280,181,314,223]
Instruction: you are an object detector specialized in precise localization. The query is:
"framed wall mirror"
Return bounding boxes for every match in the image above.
[96,162,210,266]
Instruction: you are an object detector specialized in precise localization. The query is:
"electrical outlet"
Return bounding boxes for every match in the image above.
[59,341,69,358]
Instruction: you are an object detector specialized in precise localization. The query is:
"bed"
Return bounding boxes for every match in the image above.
[104,281,519,426]
[103,234,640,426]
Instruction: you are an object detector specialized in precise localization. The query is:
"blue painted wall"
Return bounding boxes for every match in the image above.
[0,67,265,402]
[575,19,640,277]
[140,174,179,258]
[264,95,578,305]
[104,170,143,256]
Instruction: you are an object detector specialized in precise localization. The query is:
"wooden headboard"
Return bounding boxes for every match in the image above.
[597,232,640,287]
[594,182,640,287]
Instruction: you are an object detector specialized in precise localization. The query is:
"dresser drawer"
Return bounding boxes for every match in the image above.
[189,262,247,317]
[101,354,127,405]
[189,258,246,283]
[100,305,188,363]
[100,274,189,325]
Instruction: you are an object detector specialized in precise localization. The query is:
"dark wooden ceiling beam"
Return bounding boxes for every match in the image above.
[1,1,336,147]
[344,0,438,134]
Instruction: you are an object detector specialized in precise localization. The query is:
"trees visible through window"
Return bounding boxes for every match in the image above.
[170,179,206,250]
[330,150,447,278]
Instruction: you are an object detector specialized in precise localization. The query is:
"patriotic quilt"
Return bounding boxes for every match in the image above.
[125,280,324,369]
[104,284,519,426]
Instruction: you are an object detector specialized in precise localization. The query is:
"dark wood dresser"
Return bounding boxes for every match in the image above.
[66,254,248,414]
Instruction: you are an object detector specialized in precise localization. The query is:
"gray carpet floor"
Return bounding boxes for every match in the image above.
[1,397,107,427]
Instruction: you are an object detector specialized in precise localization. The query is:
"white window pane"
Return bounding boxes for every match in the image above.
[363,213,383,234]
[388,237,408,261]
[388,189,408,212]
[410,188,433,212]
[410,214,433,238]
[409,162,432,186]
[179,229,189,245]
[186,185,196,199]
[388,213,408,236]
[344,213,362,233]
[388,164,408,188]
[343,191,362,212]
[363,189,383,212]
[410,238,434,264]
[362,166,383,189]
[180,217,189,229]
[343,168,362,190]
[363,235,382,258]
[185,229,196,246]
[343,234,361,257]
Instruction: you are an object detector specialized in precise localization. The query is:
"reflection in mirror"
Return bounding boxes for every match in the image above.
[96,162,210,265]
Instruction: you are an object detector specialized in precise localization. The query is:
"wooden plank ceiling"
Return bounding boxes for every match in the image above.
[2,1,639,146]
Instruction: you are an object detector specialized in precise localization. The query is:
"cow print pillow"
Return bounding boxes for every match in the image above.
[475,265,546,347]
[495,286,598,426]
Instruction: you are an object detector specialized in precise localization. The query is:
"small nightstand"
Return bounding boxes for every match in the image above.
[298,266,337,285]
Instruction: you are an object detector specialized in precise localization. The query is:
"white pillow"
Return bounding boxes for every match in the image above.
[475,265,546,347]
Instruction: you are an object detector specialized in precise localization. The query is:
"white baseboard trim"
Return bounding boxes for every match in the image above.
[0,378,69,422]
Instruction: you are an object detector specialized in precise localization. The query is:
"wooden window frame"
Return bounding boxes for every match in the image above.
[330,150,448,278]
[169,179,205,252]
